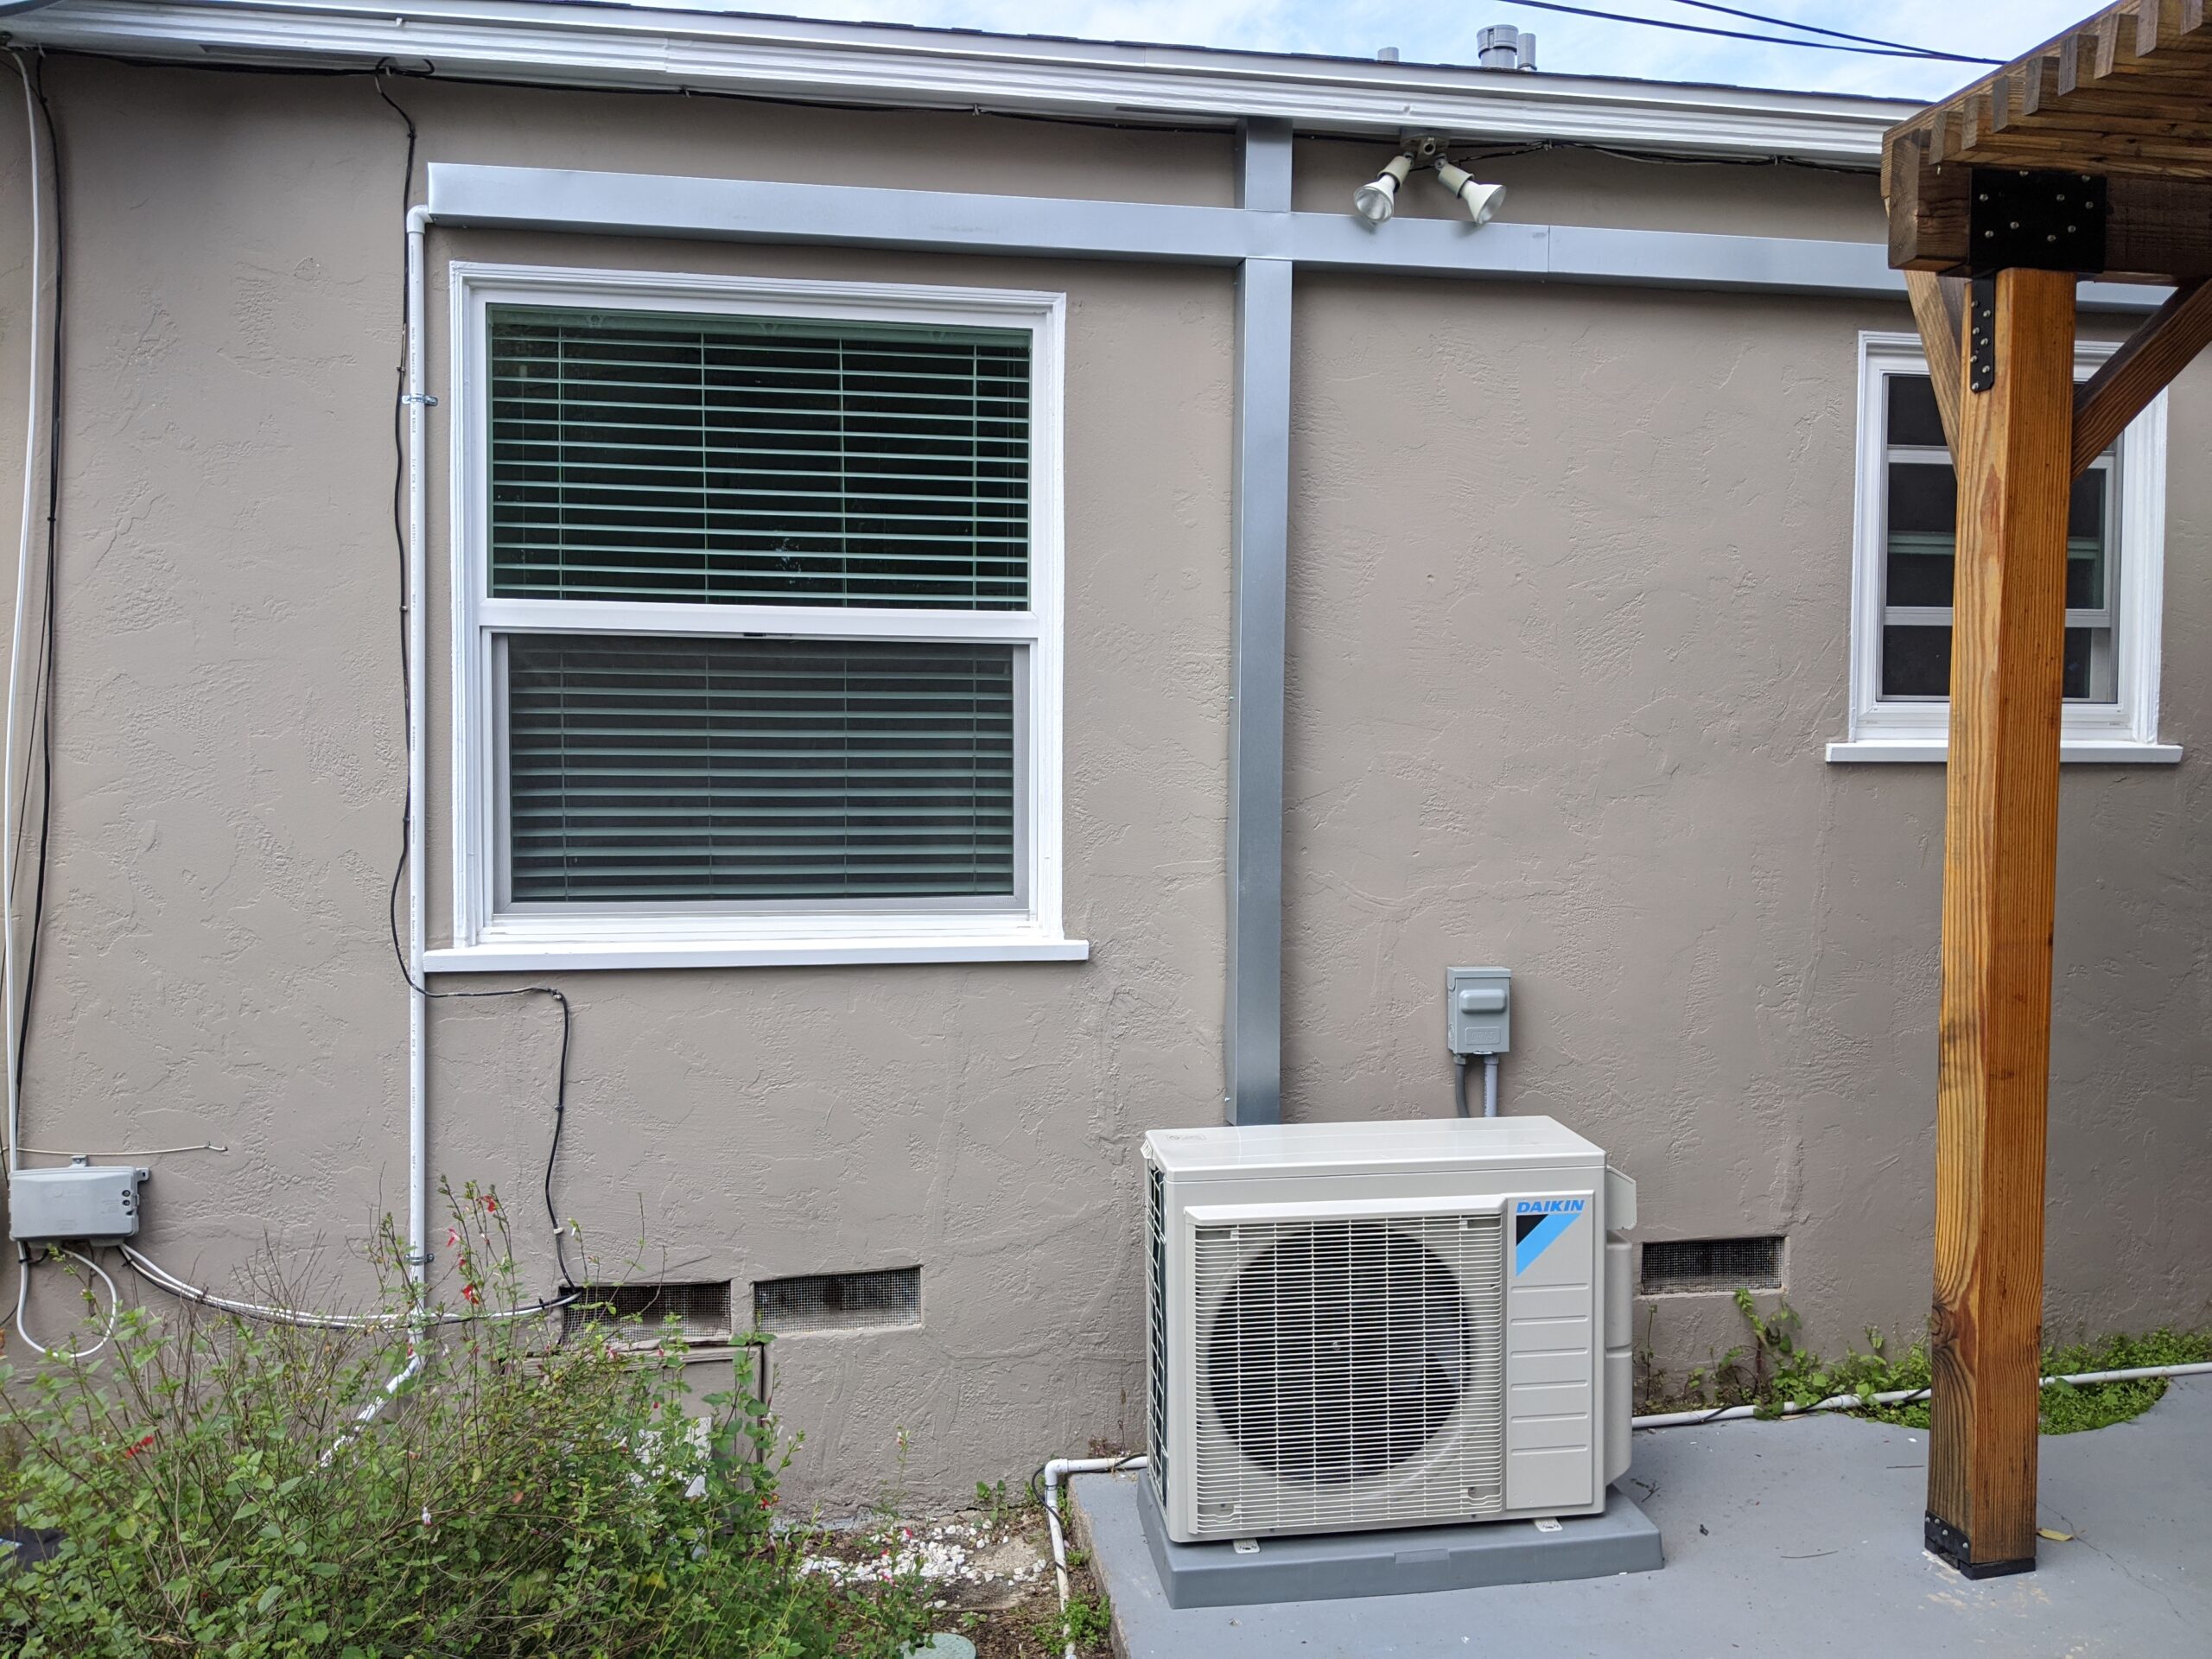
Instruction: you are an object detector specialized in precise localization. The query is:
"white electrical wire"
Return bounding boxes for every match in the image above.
[3,52,45,1179]
[14,1245,117,1360]
[118,1242,573,1330]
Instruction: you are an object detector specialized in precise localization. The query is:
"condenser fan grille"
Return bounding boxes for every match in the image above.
[1192,1213,1504,1536]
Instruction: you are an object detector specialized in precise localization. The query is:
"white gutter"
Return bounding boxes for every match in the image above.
[5,0,1916,162]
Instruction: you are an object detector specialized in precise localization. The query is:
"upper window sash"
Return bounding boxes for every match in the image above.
[485,302,1034,613]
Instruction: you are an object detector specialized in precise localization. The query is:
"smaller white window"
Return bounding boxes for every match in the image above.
[1830,331,2177,765]
[431,264,1085,972]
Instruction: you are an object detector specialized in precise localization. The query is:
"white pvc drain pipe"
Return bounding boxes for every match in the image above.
[1631,1360,2212,1430]
[1042,1454,1147,1659]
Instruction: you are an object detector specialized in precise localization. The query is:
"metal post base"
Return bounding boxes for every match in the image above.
[1925,1512,2034,1580]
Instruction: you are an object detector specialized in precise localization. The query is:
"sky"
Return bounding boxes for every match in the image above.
[596,1,2095,103]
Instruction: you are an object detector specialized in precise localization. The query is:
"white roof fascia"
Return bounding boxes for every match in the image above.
[4,0,1915,163]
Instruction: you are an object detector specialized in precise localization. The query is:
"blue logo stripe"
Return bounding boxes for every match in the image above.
[1515,1211,1579,1274]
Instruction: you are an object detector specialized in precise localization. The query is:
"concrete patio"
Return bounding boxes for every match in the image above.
[1074,1378,2210,1656]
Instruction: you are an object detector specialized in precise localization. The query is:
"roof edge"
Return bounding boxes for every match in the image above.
[4,0,1920,162]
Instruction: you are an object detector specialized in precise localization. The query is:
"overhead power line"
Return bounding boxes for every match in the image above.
[1664,0,1999,62]
[1497,0,2005,65]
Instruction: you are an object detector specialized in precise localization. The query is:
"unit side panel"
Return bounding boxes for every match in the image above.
[1504,1187,1603,1515]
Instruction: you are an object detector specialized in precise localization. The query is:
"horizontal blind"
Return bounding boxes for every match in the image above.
[489,306,1030,609]
[505,635,1017,904]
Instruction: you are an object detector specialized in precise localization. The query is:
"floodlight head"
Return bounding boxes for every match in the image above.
[1353,153,1416,223]
[1433,161,1508,227]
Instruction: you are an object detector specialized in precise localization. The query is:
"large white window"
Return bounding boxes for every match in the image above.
[430,265,1082,970]
[1830,331,2176,764]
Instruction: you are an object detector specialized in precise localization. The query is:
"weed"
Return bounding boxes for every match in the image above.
[974,1477,1014,1527]
[1032,1587,1111,1653]
[1638,1290,2211,1435]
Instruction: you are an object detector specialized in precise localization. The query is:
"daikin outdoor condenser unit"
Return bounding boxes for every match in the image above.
[1143,1116,1635,1544]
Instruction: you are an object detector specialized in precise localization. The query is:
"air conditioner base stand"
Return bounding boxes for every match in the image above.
[1129,1473,1662,1610]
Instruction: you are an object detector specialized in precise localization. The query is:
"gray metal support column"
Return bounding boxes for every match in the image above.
[1224,120,1293,1125]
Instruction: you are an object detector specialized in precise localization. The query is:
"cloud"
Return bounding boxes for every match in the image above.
[610,0,2105,101]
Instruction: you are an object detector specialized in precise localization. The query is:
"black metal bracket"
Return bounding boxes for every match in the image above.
[1968,167,2107,272]
[1968,276,1997,394]
[1925,1512,2036,1580]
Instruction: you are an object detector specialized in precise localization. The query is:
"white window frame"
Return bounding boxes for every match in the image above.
[427,262,1084,971]
[1829,330,2177,765]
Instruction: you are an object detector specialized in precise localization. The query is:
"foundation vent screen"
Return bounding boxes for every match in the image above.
[563,1281,732,1344]
[755,1267,922,1333]
[1640,1236,1784,1295]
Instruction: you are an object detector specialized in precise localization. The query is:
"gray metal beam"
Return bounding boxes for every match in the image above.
[1225,121,1293,1127]
[425,163,2161,310]
[428,163,1259,264]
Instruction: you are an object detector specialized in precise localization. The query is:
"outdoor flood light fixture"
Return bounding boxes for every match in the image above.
[1351,138,1508,228]
[1434,160,1508,226]
[1353,152,1416,223]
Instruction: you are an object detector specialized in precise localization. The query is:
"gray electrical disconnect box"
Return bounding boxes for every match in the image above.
[8,1160,149,1243]
[1446,966,1512,1056]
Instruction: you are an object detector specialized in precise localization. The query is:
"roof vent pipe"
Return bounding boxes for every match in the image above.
[1477,24,1537,72]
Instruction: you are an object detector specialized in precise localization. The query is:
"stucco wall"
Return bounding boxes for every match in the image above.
[1281,276,2212,1373]
[0,56,2207,1509]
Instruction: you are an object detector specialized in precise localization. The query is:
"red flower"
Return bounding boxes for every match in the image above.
[482,1196,498,1214]
[121,1433,156,1459]
[461,1282,481,1306]
[447,1227,461,1250]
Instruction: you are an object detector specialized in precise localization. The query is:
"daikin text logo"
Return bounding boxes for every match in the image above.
[1514,1197,1585,1274]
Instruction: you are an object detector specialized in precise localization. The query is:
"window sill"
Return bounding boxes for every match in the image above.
[423,935,1091,973]
[1825,738,2183,765]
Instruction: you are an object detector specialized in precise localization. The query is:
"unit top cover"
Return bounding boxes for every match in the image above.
[1142,1116,1603,1179]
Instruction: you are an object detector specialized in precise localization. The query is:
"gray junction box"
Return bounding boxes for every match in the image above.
[8,1160,150,1243]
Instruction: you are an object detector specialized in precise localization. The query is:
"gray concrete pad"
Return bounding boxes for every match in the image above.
[1135,1478,1660,1608]
[1075,1378,2212,1656]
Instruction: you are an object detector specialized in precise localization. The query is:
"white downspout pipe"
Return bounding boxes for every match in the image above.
[404,203,430,1287]
[1042,1454,1147,1659]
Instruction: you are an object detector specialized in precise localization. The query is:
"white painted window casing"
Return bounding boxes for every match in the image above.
[431,264,1084,972]
[1829,331,2177,766]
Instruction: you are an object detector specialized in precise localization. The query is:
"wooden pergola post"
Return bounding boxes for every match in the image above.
[1884,0,2212,1580]
[1926,268,2075,1578]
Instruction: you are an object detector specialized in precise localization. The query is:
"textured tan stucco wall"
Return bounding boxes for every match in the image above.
[1282,276,2212,1373]
[0,57,2208,1507]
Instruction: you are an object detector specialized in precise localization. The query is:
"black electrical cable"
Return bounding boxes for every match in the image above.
[15,54,62,1102]
[1659,1,1998,62]
[1496,0,2002,64]
[373,73,578,1294]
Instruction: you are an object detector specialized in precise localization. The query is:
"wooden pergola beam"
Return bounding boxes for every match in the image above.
[1887,3,2212,285]
[1905,271,1968,459]
[2072,276,2212,469]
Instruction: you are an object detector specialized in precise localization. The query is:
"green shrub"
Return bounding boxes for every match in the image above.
[0,1183,928,1658]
